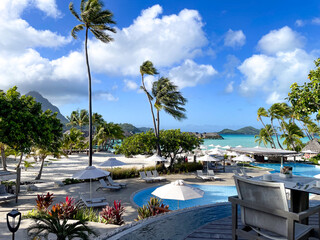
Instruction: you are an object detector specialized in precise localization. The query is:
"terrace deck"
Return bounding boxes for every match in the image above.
[185,213,320,240]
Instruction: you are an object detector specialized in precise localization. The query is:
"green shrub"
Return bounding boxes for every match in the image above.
[135,197,169,221]
[108,167,139,179]
[73,207,100,222]
[172,162,203,173]
[309,154,320,165]
[63,178,83,185]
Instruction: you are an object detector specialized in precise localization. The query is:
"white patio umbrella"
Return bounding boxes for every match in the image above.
[152,180,204,209]
[146,155,167,169]
[99,158,126,167]
[232,154,255,168]
[208,144,215,147]
[215,145,222,148]
[73,166,110,201]
[208,148,224,155]
[226,151,239,157]
[198,155,221,173]
[235,145,243,148]
[222,145,231,149]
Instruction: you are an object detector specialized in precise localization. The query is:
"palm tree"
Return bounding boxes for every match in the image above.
[268,103,284,149]
[94,122,124,151]
[27,214,97,240]
[69,0,116,166]
[140,60,160,154]
[152,77,187,137]
[255,126,274,148]
[281,122,305,151]
[92,112,104,135]
[67,109,89,132]
[257,107,276,148]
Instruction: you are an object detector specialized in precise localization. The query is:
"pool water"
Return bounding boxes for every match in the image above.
[253,162,320,177]
[133,184,237,210]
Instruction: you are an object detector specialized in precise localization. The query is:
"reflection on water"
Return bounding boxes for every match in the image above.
[117,204,231,240]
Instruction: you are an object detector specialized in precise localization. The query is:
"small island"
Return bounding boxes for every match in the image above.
[189,132,224,139]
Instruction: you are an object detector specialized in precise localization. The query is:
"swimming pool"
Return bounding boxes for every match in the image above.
[254,162,320,177]
[133,184,237,210]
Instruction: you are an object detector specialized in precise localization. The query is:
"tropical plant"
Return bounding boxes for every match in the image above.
[69,0,116,166]
[27,213,97,240]
[268,103,285,149]
[94,122,124,151]
[36,192,54,212]
[100,200,125,225]
[280,122,305,151]
[67,109,89,132]
[62,127,86,154]
[135,197,169,221]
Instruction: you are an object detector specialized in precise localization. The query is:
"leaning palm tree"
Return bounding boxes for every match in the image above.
[152,77,187,137]
[257,107,276,148]
[69,0,116,166]
[281,122,305,151]
[27,214,97,240]
[268,103,284,149]
[255,126,274,148]
[140,60,160,154]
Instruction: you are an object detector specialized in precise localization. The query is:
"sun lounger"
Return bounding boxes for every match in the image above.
[0,184,15,202]
[196,170,212,181]
[232,170,240,176]
[240,168,252,178]
[139,171,154,183]
[80,195,108,208]
[146,171,164,182]
[96,179,121,191]
[107,176,126,188]
[152,170,166,181]
[207,170,222,181]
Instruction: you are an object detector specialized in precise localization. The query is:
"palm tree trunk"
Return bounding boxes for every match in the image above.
[0,145,7,171]
[16,152,24,169]
[271,119,283,149]
[141,75,160,154]
[259,117,276,148]
[85,26,93,166]
[156,110,161,156]
[35,156,45,180]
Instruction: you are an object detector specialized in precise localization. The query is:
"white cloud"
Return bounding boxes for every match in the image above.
[257,26,304,55]
[223,55,240,78]
[168,59,217,88]
[312,18,320,25]
[34,0,61,18]
[239,49,315,103]
[295,19,305,27]
[94,91,118,102]
[224,29,246,48]
[124,79,139,90]
[266,92,282,104]
[225,81,234,93]
[88,5,208,76]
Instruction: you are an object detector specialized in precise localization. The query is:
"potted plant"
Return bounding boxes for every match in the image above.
[280,166,293,178]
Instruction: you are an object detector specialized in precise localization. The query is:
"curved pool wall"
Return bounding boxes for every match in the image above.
[254,162,320,177]
[102,203,231,240]
[133,184,237,210]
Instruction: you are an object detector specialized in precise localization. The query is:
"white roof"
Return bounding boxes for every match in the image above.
[229,147,297,156]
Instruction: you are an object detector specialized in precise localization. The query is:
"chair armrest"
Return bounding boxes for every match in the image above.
[297,204,320,220]
[228,196,300,221]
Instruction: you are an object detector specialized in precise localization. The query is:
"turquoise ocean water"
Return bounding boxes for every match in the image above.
[202,135,310,148]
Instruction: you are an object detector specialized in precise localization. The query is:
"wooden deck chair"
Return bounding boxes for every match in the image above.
[107,176,126,188]
[229,176,320,240]
[96,179,121,191]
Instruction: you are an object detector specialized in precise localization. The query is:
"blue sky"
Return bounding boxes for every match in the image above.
[1,0,320,132]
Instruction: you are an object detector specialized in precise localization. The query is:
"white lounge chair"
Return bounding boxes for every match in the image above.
[196,170,212,181]
[229,176,320,240]
[207,170,222,181]
[232,170,240,176]
[240,168,252,178]
[107,176,126,188]
[152,170,166,181]
[80,194,108,208]
[146,171,165,182]
[96,179,121,191]
[139,171,154,183]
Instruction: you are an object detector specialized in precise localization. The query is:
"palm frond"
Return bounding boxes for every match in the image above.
[90,29,114,43]
[69,2,82,22]
[71,24,85,39]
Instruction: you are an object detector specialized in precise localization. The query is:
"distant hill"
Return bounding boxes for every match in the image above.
[218,126,260,135]
[26,91,68,124]
[118,123,152,135]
